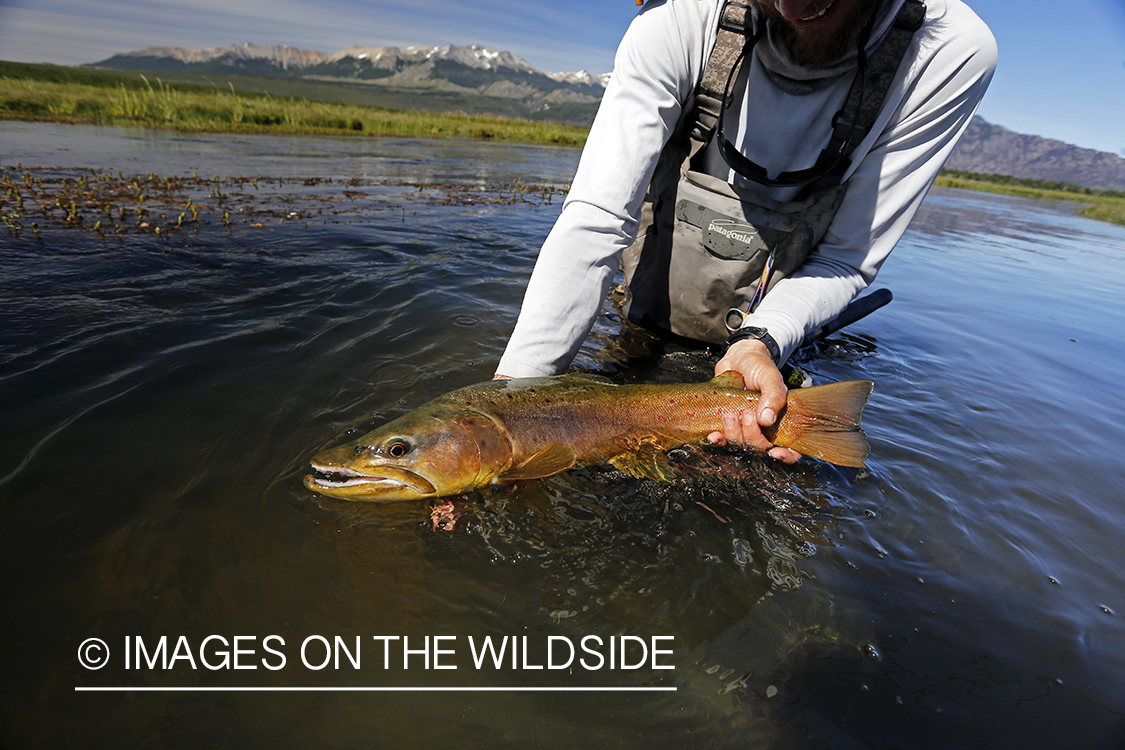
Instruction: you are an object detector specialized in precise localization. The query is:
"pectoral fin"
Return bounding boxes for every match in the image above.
[609,445,677,482]
[497,442,577,482]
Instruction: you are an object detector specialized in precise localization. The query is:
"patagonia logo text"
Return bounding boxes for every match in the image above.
[706,218,759,245]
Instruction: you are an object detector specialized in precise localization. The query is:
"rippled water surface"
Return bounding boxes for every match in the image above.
[3,122,1125,749]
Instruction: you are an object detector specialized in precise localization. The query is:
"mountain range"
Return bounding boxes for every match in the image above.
[942,118,1125,192]
[91,42,608,126]
[89,42,1125,190]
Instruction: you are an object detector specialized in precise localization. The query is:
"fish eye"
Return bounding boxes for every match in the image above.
[383,438,411,458]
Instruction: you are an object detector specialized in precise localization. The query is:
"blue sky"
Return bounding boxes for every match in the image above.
[1,0,1122,155]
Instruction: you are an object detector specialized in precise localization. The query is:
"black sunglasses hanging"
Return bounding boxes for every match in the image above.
[715,16,875,189]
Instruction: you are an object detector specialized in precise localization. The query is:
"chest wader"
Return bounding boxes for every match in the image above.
[621,0,925,348]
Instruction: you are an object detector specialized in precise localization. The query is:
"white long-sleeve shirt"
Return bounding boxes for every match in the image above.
[496,0,996,377]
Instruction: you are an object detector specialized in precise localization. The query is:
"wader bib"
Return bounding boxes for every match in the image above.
[621,0,925,346]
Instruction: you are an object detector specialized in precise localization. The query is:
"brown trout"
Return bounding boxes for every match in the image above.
[304,372,873,502]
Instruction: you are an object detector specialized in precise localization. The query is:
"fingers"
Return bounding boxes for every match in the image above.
[707,409,773,452]
[728,409,774,452]
[768,446,803,464]
[709,336,802,463]
[707,427,802,464]
[754,363,787,429]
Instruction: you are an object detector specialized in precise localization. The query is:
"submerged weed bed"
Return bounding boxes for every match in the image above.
[0,164,570,240]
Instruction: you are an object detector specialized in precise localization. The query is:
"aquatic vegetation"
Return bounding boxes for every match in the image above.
[0,165,570,239]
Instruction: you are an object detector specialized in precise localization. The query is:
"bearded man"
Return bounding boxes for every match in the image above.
[495,0,995,461]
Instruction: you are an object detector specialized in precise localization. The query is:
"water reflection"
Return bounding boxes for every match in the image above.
[4,125,1125,749]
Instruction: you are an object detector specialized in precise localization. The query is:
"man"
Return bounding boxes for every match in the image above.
[495,0,996,461]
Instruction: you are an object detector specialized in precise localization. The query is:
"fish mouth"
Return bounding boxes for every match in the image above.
[304,463,437,499]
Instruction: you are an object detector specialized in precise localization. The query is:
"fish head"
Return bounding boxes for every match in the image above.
[304,405,513,502]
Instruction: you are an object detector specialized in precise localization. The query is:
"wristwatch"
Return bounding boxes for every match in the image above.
[724,326,780,363]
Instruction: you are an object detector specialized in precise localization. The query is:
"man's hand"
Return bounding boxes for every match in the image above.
[708,338,802,464]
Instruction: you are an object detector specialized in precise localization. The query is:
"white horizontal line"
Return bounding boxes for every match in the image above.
[76,686,677,693]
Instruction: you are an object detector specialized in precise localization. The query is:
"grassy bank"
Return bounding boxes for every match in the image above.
[4,62,1124,227]
[0,61,587,147]
[934,170,1125,227]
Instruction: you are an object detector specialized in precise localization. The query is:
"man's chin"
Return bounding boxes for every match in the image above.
[783,31,852,66]
[757,0,878,67]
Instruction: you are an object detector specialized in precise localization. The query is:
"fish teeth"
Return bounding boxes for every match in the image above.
[310,464,398,488]
[310,462,361,477]
[323,477,399,488]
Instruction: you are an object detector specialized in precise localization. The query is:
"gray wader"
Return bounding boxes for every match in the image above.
[621,0,926,347]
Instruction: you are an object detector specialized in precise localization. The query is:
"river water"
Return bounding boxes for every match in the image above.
[3,122,1124,749]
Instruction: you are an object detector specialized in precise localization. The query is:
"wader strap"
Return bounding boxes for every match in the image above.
[690,1,756,141]
[688,0,927,185]
[804,0,926,193]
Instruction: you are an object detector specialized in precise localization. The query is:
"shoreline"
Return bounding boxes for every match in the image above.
[2,61,1122,226]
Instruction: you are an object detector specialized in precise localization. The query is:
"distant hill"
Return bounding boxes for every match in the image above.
[946,117,1125,192]
[89,42,605,126]
[93,42,328,75]
[87,43,1125,190]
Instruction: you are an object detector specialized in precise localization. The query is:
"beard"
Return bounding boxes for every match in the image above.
[756,0,880,66]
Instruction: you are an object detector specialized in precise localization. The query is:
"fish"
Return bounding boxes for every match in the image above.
[304,371,873,502]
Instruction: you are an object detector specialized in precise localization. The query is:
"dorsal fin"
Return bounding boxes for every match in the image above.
[497,442,577,482]
[710,370,745,389]
[565,372,615,384]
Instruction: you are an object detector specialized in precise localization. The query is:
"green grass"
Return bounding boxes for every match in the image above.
[4,61,1124,227]
[935,170,1125,226]
[1072,203,1125,226]
[0,61,588,147]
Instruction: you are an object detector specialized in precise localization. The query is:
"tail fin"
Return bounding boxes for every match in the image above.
[775,380,873,467]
